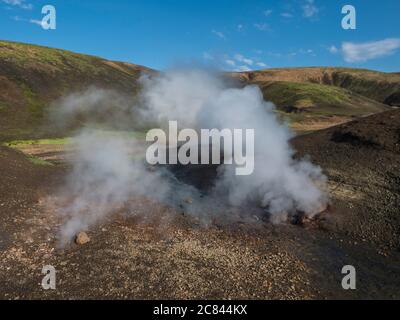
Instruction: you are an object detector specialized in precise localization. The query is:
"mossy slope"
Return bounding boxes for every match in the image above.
[0,40,153,141]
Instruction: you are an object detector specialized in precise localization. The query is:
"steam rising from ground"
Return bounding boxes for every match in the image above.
[51,69,328,243]
[56,130,171,242]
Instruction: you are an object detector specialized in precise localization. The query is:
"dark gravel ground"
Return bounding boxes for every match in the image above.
[292,108,400,249]
[0,109,399,300]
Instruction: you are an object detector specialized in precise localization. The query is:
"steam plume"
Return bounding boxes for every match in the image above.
[50,68,328,242]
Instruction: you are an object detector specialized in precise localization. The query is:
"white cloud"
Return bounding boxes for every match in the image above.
[222,53,267,71]
[264,9,273,17]
[237,24,244,32]
[234,54,254,66]
[299,48,316,56]
[225,59,236,67]
[342,38,400,63]
[11,15,43,28]
[2,0,32,10]
[281,12,293,18]
[222,54,262,72]
[253,23,270,31]
[29,19,44,27]
[302,0,319,18]
[328,45,339,54]
[256,62,268,68]
[212,30,226,39]
[236,65,252,72]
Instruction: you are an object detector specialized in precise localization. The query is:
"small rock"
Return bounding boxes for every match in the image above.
[75,232,90,245]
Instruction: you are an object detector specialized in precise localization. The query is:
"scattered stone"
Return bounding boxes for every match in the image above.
[75,232,90,245]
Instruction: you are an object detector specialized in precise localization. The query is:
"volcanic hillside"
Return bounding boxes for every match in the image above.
[233,67,400,105]
[1,41,399,140]
[0,41,152,141]
[230,67,399,132]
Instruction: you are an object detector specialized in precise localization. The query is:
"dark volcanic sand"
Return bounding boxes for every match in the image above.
[0,110,399,299]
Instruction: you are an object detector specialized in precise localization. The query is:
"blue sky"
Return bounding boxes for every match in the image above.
[1,0,399,71]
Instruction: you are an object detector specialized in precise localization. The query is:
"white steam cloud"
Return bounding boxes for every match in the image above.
[55,130,171,243]
[139,69,327,218]
[50,68,328,243]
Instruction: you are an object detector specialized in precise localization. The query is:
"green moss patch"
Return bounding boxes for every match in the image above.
[4,138,72,147]
[27,155,54,166]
